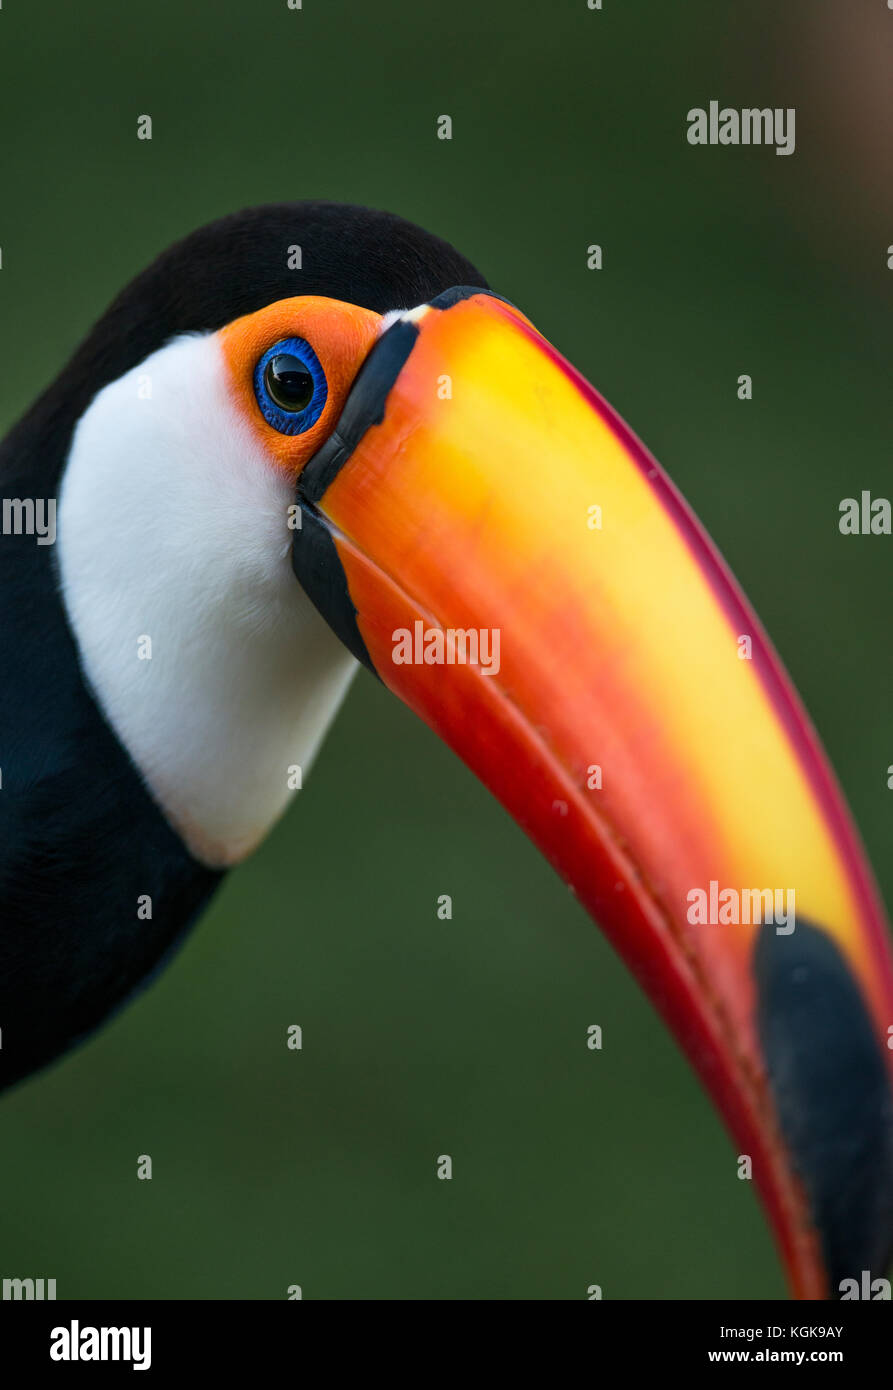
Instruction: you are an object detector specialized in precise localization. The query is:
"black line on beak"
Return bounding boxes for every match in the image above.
[427,284,516,312]
[291,316,421,675]
[299,317,420,505]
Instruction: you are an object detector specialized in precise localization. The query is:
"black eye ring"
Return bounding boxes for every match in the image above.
[253,338,328,434]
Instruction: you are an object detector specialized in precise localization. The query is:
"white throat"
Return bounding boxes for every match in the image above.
[57,332,358,868]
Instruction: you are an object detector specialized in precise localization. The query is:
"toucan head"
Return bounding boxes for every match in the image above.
[22,202,893,1297]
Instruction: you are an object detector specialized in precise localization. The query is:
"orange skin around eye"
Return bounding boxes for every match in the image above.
[219,296,382,477]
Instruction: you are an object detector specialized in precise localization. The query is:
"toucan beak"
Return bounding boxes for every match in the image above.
[293,286,893,1299]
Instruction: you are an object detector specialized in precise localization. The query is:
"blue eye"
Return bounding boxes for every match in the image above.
[253,337,328,434]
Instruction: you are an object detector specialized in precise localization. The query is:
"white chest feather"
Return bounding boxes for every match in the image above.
[57,332,357,867]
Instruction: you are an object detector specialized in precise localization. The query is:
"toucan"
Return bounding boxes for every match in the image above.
[1,202,891,1300]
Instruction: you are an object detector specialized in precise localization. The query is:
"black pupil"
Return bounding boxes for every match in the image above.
[264,353,314,412]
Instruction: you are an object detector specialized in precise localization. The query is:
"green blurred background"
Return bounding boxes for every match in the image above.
[0,0,890,1299]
